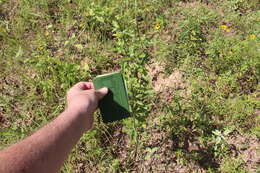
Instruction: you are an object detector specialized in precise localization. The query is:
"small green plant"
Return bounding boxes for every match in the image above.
[0,0,259,172]
[211,128,232,157]
[219,157,248,173]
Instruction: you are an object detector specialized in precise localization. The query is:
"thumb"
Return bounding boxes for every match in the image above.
[95,87,108,100]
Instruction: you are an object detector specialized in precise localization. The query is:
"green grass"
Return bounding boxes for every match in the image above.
[0,0,259,172]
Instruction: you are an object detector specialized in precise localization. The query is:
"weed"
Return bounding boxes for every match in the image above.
[0,0,259,172]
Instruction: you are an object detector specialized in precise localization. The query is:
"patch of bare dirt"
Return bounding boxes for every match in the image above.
[179,1,200,9]
[148,61,187,92]
[136,133,182,172]
[179,0,224,16]
[147,61,190,102]
[227,133,260,172]
[134,127,206,173]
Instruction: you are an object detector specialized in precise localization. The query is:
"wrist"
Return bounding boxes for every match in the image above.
[65,106,84,117]
[66,101,90,116]
[64,105,93,131]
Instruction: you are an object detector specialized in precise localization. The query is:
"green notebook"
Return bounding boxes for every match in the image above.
[93,72,131,123]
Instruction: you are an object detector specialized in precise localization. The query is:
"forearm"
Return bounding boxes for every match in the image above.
[0,108,89,173]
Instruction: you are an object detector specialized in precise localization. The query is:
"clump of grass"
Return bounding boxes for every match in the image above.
[0,0,259,172]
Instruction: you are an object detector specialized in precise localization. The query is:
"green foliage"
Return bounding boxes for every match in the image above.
[153,5,219,72]
[206,31,259,75]
[211,128,232,157]
[32,56,86,99]
[0,0,259,172]
[219,157,248,173]
[224,0,259,13]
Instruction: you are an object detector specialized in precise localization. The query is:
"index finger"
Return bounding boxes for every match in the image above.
[73,82,94,90]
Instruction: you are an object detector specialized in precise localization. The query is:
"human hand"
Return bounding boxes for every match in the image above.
[66,82,108,128]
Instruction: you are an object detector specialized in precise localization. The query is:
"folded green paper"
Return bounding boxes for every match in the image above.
[93,72,131,123]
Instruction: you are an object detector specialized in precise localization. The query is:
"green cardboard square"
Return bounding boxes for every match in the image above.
[93,72,131,123]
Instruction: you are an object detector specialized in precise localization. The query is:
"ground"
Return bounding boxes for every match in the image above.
[0,0,259,172]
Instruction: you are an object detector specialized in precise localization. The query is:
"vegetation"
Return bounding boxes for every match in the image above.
[0,0,259,172]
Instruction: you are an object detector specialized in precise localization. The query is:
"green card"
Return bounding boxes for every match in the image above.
[93,72,131,123]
